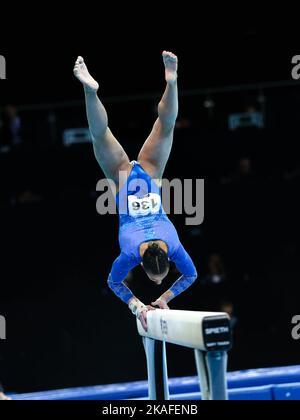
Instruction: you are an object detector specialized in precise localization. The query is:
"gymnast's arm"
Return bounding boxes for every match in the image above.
[152,244,198,308]
[107,253,153,330]
[107,253,138,303]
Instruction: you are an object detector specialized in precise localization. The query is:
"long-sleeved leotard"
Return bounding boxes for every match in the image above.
[107,161,197,304]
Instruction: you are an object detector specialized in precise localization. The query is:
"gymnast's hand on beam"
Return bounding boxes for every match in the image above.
[139,305,156,332]
[151,298,170,310]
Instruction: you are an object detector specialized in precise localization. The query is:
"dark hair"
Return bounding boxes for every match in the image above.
[142,243,170,277]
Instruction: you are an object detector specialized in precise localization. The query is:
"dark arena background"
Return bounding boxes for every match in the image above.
[0,14,300,401]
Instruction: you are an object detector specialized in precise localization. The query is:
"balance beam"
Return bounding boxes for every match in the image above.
[137,309,232,401]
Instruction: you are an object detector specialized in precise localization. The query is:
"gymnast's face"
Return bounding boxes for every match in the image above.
[143,268,168,285]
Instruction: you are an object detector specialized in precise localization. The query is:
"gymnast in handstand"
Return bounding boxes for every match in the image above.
[74,51,197,331]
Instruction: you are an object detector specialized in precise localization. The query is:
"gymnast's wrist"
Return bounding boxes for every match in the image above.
[128,297,147,317]
[160,290,174,303]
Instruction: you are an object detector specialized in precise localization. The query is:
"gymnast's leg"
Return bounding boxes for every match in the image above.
[138,51,178,179]
[73,57,131,185]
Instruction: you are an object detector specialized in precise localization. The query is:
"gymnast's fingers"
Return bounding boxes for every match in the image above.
[139,311,148,332]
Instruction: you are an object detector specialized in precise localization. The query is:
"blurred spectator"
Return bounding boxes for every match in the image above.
[219,300,238,330]
[219,299,241,371]
[221,156,257,185]
[0,105,41,206]
[0,105,22,152]
[175,117,192,130]
[283,166,300,182]
[238,156,252,176]
[201,253,226,286]
[15,190,41,205]
[200,253,231,311]
[0,382,11,400]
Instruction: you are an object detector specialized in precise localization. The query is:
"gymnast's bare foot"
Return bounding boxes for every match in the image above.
[73,56,99,93]
[162,51,178,84]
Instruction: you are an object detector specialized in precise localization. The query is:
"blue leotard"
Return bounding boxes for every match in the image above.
[107,161,197,304]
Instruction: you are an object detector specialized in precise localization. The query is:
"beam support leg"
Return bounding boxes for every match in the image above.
[195,350,228,400]
[143,337,169,400]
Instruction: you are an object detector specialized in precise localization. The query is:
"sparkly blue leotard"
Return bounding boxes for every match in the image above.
[107,161,197,304]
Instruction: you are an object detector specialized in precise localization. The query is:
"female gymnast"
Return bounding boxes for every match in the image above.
[74,51,197,331]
